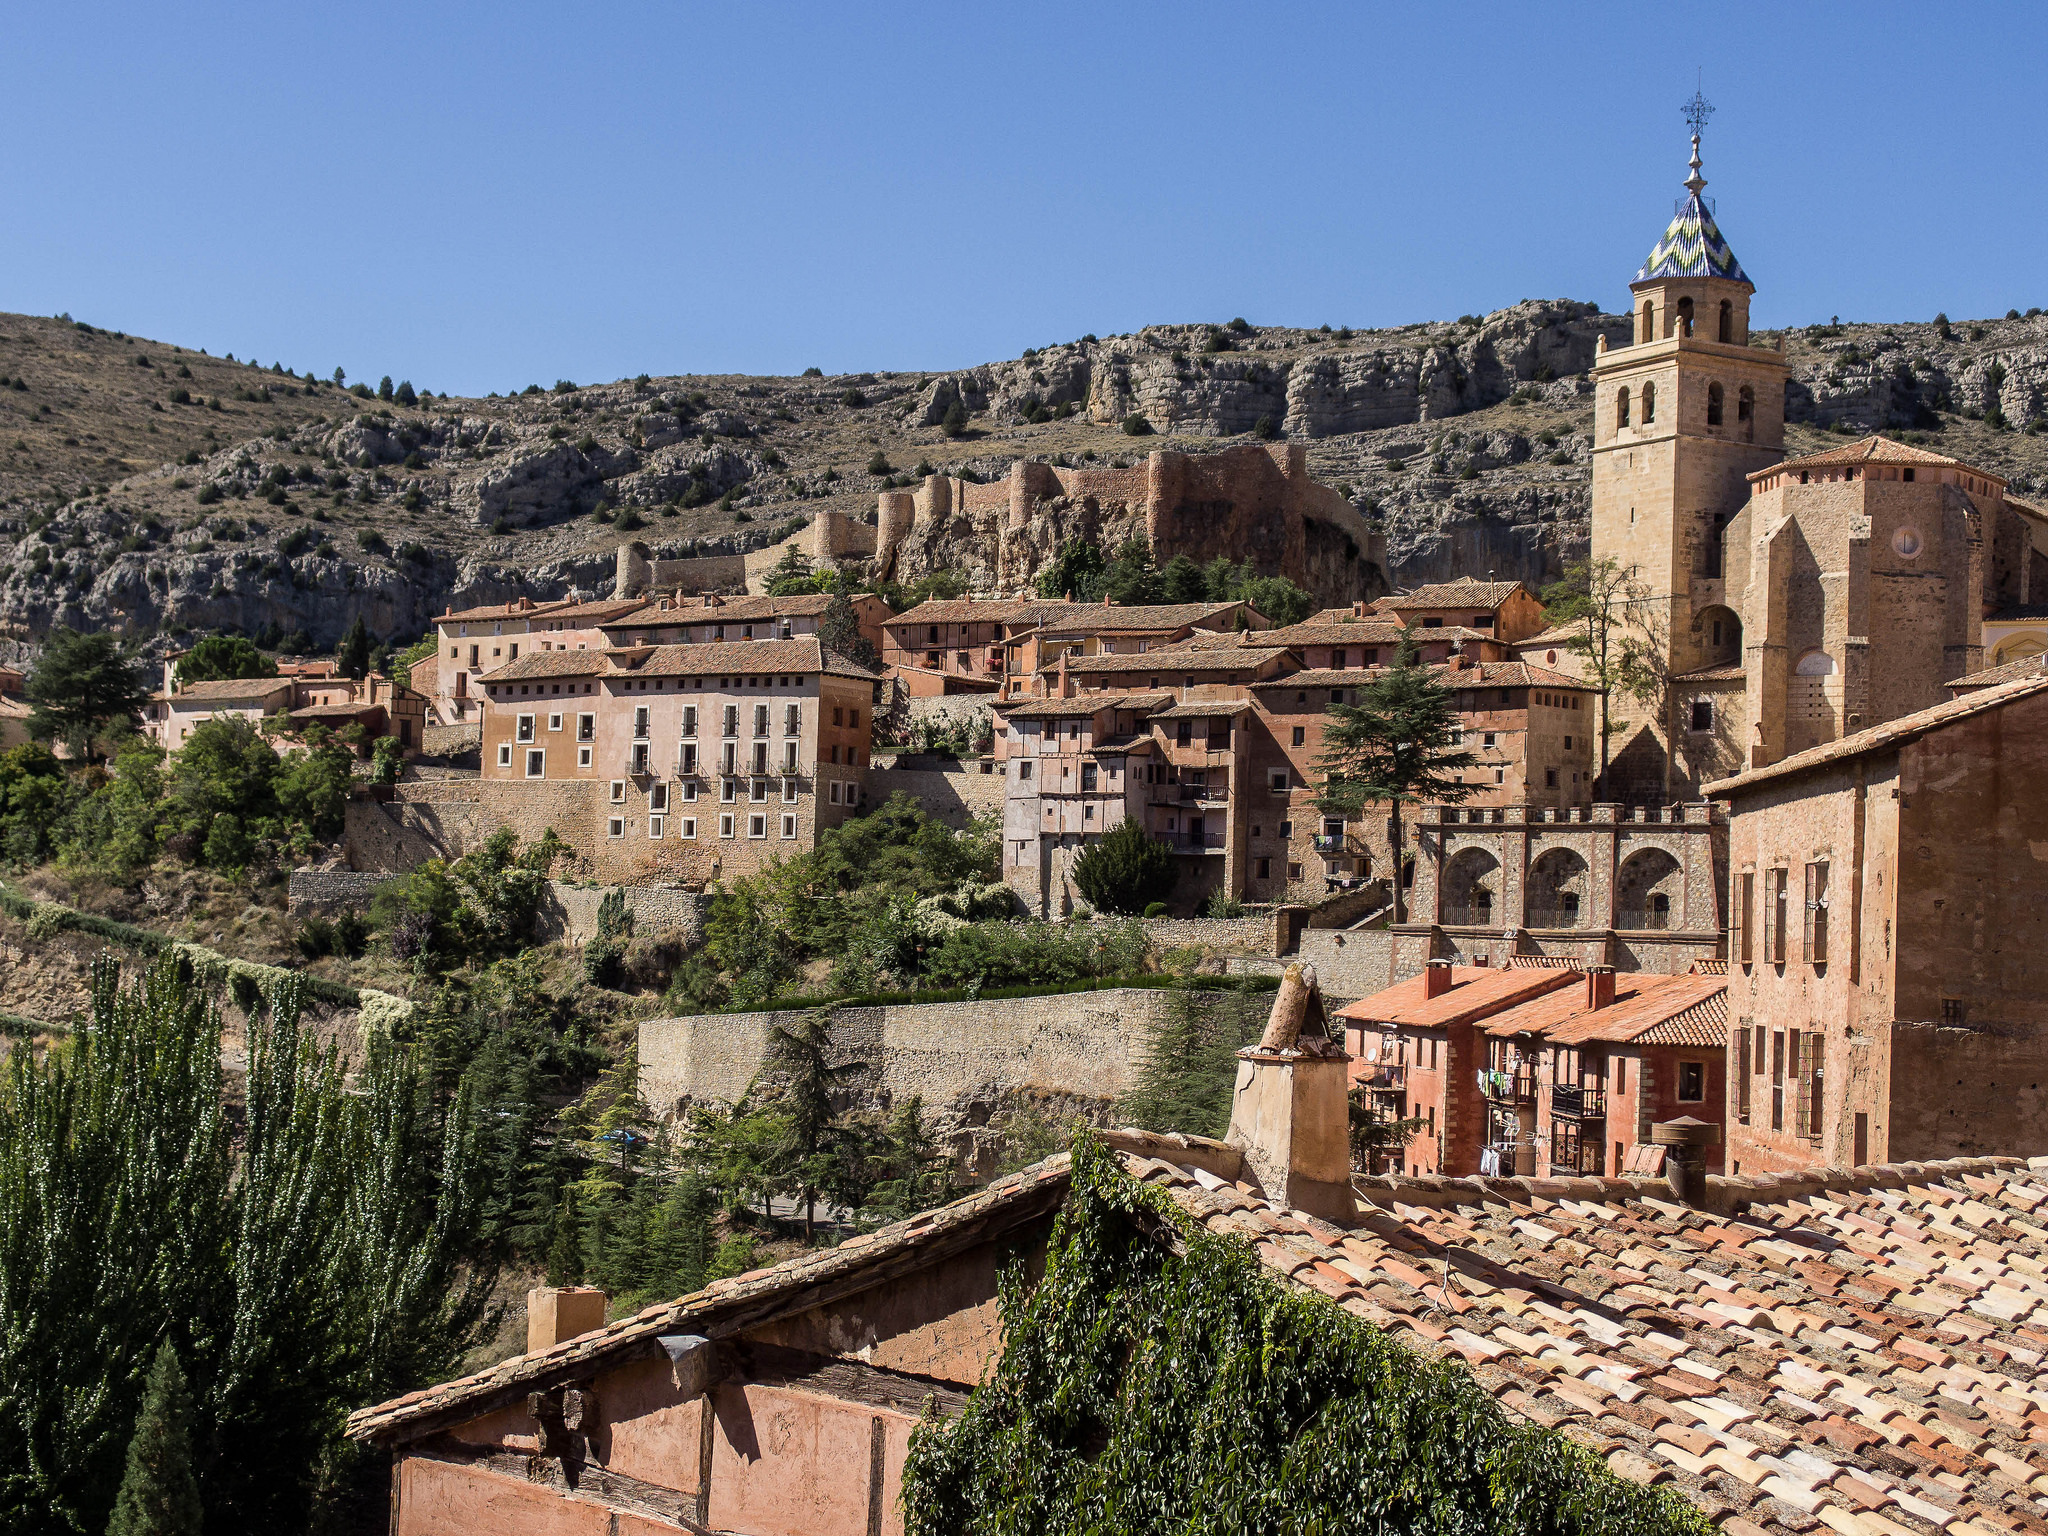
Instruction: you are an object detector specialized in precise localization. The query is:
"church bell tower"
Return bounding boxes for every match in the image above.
[1589,93,1787,799]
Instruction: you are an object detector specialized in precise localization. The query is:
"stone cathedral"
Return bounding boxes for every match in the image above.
[1588,132,2048,801]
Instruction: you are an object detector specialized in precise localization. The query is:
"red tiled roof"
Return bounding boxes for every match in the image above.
[438,597,574,623]
[997,691,1173,720]
[1949,653,2048,693]
[486,637,879,685]
[1475,971,1728,1047]
[1257,622,1410,648]
[1334,965,1578,1030]
[1131,1150,2048,1536]
[160,677,293,704]
[603,593,835,627]
[1375,578,1531,608]
[1706,669,2048,797]
[1762,434,1991,475]
[350,1131,2048,1535]
[1051,646,1289,675]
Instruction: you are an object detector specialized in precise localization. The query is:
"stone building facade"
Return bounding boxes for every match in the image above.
[470,637,880,885]
[1707,670,2048,1176]
[429,595,641,726]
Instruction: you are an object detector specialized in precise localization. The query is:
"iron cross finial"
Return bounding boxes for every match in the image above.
[1683,82,1714,141]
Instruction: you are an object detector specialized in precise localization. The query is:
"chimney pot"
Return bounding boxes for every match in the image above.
[1423,959,1455,999]
[1225,963,1353,1222]
[527,1285,608,1353]
[1650,1117,1720,1209]
[1585,965,1616,1011]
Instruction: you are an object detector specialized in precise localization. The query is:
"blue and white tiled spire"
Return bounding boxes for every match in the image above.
[1634,135,1748,284]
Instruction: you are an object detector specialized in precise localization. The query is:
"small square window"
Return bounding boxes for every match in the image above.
[516,714,535,743]
[781,813,798,839]
[497,744,512,768]
[610,780,626,803]
[719,813,735,839]
[748,814,767,839]
[1482,732,1496,748]
[548,713,563,732]
[783,778,799,803]
[680,817,697,839]
[1269,770,1289,792]
[1291,726,1306,747]
[1677,1061,1706,1102]
[648,815,665,838]
[828,782,841,805]
[650,783,669,811]
[525,749,545,778]
[1689,700,1714,733]
[607,817,625,838]
[1287,862,1302,881]
[680,781,698,802]
[578,746,592,767]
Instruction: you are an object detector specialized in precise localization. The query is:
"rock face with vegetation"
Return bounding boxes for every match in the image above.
[2,304,2047,653]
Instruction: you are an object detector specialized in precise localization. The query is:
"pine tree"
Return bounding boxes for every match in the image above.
[1313,628,1477,923]
[764,1008,859,1241]
[24,628,147,762]
[1160,553,1207,604]
[1069,817,1176,915]
[337,616,371,681]
[546,1188,586,1286]
[107,1341,203,1536]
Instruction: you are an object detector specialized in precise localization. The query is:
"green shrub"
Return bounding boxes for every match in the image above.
[1252,414,1278,440]
[841,388,867,408]
[1121,413,1153,436]
[194,484,221,505]
[941,401,969,438]
[1070,819,1175,914]
[1142,901,1170,918]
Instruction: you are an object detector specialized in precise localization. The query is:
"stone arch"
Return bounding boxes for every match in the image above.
[1441,846,1500,927]
[1616,848,1683,931]
[1992,633,2046,665]
[1707,381,1724,427]
[1737,384,1755,441]
[1526,847,1588,929]
[1718,299,1733,343]
[1616,386,1631,431]
[1641,381,1657,424]
[1676,296,1694,337]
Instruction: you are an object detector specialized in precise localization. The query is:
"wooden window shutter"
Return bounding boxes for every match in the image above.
[1802,863,1817,962]
[1808,861,1828,965]
[1734,872,1751,964]
[1761,870,1777,963]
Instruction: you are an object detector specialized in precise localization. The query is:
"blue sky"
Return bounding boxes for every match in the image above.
[2,3,2042,395]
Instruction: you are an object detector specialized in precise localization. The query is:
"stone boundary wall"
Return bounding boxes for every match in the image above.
[536,884,711,945]
[639,987,1252,1124]
[287,869,394,914]
[1296,926,1396,1002]
[1137,916,1273,953]
[421,723,481,756]
[866,763,1005,830]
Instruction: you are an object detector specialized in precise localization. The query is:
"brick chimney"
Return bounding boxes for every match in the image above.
[1651,1118,1720,1209]
[517,596,532,612]
[1225,963,1354,1222]
[1422,958,1454,999]
[527,1286,608,1353]
[1584,965,1615,1010]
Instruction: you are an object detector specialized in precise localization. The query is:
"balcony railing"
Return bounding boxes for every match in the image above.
[1167,834,1227,853]
[1312,834,1345,853]
[1479,1067,1536,1105]
[1359,1064,1406,1093]
[1443,904,1497,927]
[1550,1083,1607,1120]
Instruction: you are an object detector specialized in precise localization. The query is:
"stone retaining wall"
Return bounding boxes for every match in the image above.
[866,762,1005,830]
[1137,915,1273,953]
[287,869,395,914]
[639,986,1257,1130]
[537,884,711,945]
[1295,925,1396,1001]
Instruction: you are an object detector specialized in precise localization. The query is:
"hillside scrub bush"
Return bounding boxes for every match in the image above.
[1121,412,1153,435]
[901,1135,1711,1536]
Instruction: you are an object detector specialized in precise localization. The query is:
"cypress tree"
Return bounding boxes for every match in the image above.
[337,616,371,681]
[546,1189,585,1286]
[107,1341,203,1536]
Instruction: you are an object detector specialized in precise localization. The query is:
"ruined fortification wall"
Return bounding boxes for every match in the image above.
[878,443,1387,607]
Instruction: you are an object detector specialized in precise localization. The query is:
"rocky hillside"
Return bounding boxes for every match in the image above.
[2,303,2046,658]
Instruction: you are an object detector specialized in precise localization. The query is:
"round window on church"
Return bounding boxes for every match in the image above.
[1892,525,1924,559]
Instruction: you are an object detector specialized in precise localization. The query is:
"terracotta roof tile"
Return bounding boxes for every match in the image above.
[160,677,293,704]
[603,593,835,627]
[1706,671,2048,797]
[1334,965,1580,1030]
[1758,436,1997,476]
[1948,655,2048,694]
[486,637,879,685]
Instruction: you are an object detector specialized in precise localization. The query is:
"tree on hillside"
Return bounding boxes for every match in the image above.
[1101,539,1164,605]
[1118,988,1265,1139]
[766,544,816,596]
[24,628,146,762]
[388,635,437,692]
[817,573,880,671]
[1313,628,1476,923]
[337,616,372,681]
[1070,817,1177,915]
[1036,536,1108,602]
[1199,555,1313,625]
[762,1008,862,1241]
[1161,553,1208,605]
[1538,555,1665,796]
[173,635,277,687]
[107,1342,203,1536]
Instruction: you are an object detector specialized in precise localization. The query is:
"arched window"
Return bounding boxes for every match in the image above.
[1718,300,1733,343]
[1640,301,1655,344]
[1737,385,1754,422]
[1641,382,1657,424]
[1676,297,1694,337]
[1707,382,1724,426]
[1616,387,1631,430]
